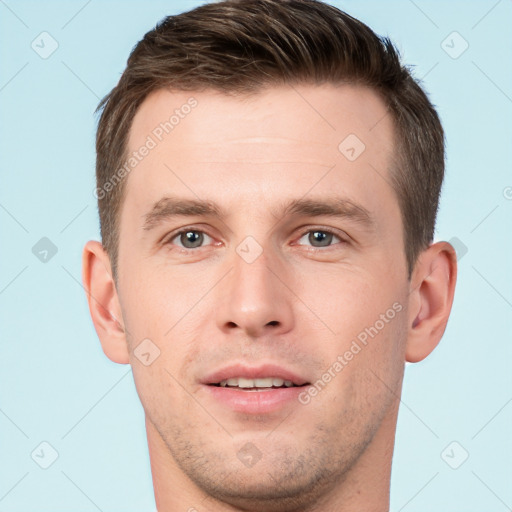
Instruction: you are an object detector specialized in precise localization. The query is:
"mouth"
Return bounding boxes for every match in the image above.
[202,364,311,413]
[209,376,308,391]
[203,363,310,389]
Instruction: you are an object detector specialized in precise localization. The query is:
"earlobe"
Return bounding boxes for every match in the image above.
[405,241,457,363]
[82,240,130,364]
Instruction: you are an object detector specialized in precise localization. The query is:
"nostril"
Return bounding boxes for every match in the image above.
[267,320,279,327]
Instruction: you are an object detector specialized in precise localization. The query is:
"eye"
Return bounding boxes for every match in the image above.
[167,229,214,250]
[296,229,344,248]
[163,227,345,253]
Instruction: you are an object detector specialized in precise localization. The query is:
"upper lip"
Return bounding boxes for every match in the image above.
[202,363,310,386]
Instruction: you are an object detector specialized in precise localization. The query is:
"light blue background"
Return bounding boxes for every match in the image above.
[1,1,511,510]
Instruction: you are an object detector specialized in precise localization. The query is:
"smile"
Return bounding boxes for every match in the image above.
[213,377,302,389]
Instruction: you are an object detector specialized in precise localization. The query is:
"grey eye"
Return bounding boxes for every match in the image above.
[298,230,341,248]
[178,230,205,248]
[308,231,333,247]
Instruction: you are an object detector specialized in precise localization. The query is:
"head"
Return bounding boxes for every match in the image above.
[83,1,456,510]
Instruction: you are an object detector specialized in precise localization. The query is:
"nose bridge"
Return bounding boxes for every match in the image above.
[216,237,294,337]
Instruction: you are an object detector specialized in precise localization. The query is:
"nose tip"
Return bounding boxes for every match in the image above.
[216,252,294,339]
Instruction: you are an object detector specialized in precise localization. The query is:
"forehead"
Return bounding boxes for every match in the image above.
[128,84,393,158]
[122,84,398,231]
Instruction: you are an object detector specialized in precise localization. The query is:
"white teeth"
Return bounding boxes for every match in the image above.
[254,378,274,387]
[217,377,297,388]
[238,377,254,388]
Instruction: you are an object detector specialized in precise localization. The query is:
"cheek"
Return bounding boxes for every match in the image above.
[128,335,198,417]
[298,268,408,395]
[297,266,401,340]
[130,362,184,433]
[120,270,205,401]
[346,300,408,413]
[119,260,189,342]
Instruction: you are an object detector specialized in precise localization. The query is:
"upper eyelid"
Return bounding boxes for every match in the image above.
[162,224,213,242]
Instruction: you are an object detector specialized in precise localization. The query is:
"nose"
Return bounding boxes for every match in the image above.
[215,243,294,339]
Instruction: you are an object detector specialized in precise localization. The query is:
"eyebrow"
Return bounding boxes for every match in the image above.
[142,195,375,232]
[142,197,224,231]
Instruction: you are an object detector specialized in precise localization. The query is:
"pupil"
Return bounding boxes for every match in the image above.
[309,231,332,247]
[181,231,203,248]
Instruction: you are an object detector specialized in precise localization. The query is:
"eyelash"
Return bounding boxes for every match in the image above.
[163,226,347,253]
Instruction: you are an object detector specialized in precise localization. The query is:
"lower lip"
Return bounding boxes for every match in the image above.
[203,385,308,414]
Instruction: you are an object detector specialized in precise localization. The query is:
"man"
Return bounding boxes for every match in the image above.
[82,0,457,510]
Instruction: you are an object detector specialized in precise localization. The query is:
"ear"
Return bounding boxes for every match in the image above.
[82,240,130,364]
[405,241,457,363]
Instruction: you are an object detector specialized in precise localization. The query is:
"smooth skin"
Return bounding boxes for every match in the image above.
[83,84,457,512]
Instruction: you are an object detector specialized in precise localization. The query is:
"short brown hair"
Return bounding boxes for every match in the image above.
[95,0,444,282]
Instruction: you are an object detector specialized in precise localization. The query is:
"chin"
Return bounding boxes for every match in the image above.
[176,444,341,512]
[192,471,328,512]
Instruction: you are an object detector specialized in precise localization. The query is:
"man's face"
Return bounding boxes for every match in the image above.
[117,84,410,505]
